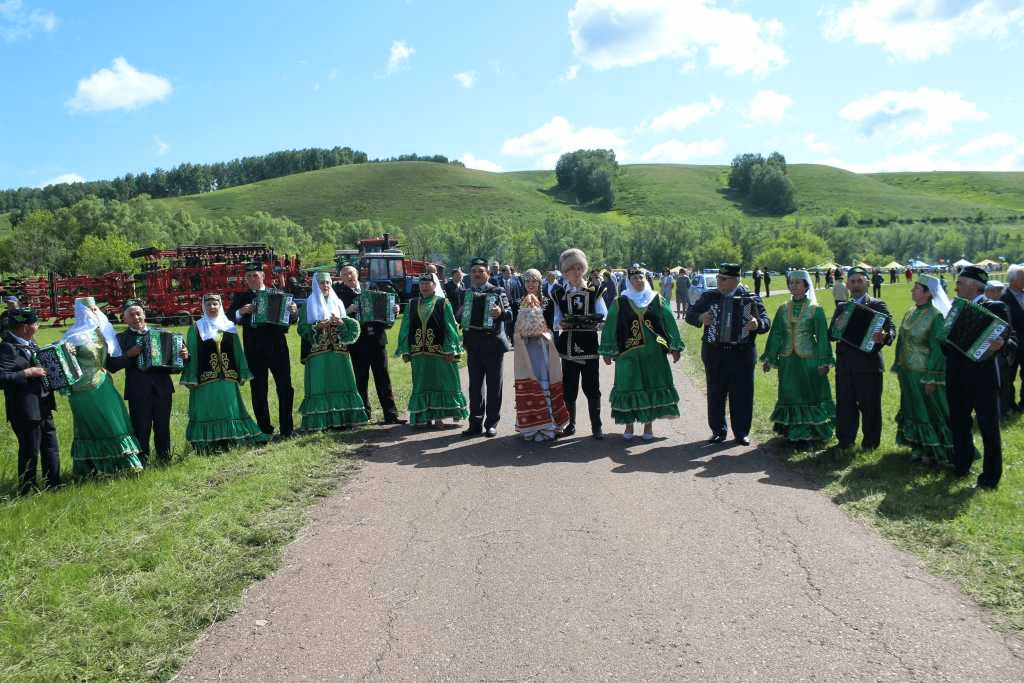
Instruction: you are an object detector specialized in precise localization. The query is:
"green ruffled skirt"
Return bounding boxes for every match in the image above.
[69,374,143,475]
[298,351,370,431]
[894,368,953,463]
[770,356,835,441]
[408,354,468,424]
[186,380,270,449]
[609,347,680,424]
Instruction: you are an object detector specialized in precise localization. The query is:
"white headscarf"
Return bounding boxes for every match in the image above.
[62,297,122,356]
[433,273,445,299]
[196,295,237,341]
[917,274,952,317]
[623,267,656,308]
[306,272,347,323]
[787,270,818,306]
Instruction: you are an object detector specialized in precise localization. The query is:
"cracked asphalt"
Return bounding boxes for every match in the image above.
[175,354,1024,681]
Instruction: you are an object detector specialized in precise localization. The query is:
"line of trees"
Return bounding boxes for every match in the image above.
[728,152,796,216]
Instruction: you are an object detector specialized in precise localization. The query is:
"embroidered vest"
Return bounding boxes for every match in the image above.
[196,333,241,385]
[615,294,669,355]
[409,297,447,356]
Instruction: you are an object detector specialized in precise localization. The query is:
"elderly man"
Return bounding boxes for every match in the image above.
[334,265,404,424]
[444,267,466,302]
[227,263,299,438]
[829,266,896,450]
[943,266,1015,489]
[685,263,770,445]
[457,257,512,437]
[0,307,60,493]
[999,264,1024,414]
[0,295,19,336]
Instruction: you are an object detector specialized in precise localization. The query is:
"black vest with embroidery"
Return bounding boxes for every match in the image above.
[408,298,447,356]
[196,333,241,385]
[615,294,670,355]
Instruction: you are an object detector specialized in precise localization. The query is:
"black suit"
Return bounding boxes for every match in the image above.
[829,295,896,449]
[0,332,59,492]
[943,296,1016,488]
[685,286,770,440]
[456,282,512,430]
[443,279,466,304]
[334,283,400,422]
[227,288,295,436]
[109,328,177,464]
[998,287,1024,412]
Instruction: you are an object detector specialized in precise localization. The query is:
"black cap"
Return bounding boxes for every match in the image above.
[848,266,868,278]
[121,298,145,313]
[627,264,644,277]
[10,307,38,325]
[959,265,988,284]
[719,263,741,277]
[469,257,488,268]
[245,262,263,273]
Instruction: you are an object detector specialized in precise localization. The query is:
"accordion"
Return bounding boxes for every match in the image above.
[36,341,83,390]
[461,291,499,331]
[251,290,293,327]
[357,290,397,327]
[705,297,754,345]
[136,329,185,372]
[830,301,890,353]
[940,298,1009,362]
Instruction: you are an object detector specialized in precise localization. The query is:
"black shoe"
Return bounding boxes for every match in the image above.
[735,436,751,446]
[563,423,576,436]
[382,415,407,425]
[836,442,854,450]
[484,427,497,437]
[709,433,726,443]
[593,430,605,440]
[462,426,483,437]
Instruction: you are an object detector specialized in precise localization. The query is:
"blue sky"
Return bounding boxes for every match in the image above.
[2,0,1023,189]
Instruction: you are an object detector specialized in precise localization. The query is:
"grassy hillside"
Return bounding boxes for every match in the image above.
[870,171,1024,214]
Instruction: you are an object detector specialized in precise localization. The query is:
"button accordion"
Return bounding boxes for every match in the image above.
[704,296,754,345]
[939,297,1009,362]
[36,341,83,390]
[251,290,293,327]
[461,291,499,331]
[830,301,890,353]
[136,329,185,372]
[356,290,397,327]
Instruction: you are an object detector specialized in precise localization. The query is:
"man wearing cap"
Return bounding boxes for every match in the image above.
[334,265,405,425]
[943,266,1015,489]
[999,264,1024,414]
[1,295,20,336]
[456,257,512,437]
[686,263,770,445]
[0,307,60,493]
[550,247,607,439]
[109,300,188,465]
[227,263,299,438]
[829,266,896,451]
[443,267,466,302]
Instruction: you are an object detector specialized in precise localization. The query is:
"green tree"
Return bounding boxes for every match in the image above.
[75,233,139,275]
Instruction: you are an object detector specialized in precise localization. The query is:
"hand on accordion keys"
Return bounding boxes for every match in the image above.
[23,366,47,379]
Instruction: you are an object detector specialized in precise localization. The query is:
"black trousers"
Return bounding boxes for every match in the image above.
[835,370,883,448]
[351,344,399,420]
[1000,357,1023,413]
[128,396,172,464]
[702,345,755,438]
[16,413,60,493]
[467,349,504,429]
[949,380,1002,487]
[562,358,602,432]
[248,347,294,436]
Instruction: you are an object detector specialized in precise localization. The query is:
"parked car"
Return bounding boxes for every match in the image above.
[688,272,719,305]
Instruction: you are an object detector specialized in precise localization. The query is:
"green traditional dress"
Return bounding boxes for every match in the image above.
[297,307,369,430]
[395,294,468,425]
[599,293,683,424]
[892,303,953,463]
[65,332,144,475]
[761,297,836,441]
[180,325,269,449]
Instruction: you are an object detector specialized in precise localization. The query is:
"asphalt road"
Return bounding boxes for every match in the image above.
[176,349,1023,681]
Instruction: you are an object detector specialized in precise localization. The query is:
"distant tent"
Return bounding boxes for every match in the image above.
[883,261,902,270]
[814,262,837,271]
[952,258,974,268]
[855,261,874,270]
[909,259,930,268]
[976,258,1001,270]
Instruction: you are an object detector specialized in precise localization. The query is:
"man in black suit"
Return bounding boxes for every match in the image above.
[334,265,404,424]
[0,308,60,493]
[109,300,188,465]
[444,267,466,303]
[457,257,512,437]
[999,264,1024,414]
[829,266,896,450]
[943,266,1015,489]
[227,263,298,438]
[497,264,524,343]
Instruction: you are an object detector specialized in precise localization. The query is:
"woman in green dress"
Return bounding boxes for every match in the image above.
[61,297,143,475]
[297,272,369,431]
[395,272,468,427]
[599,265,683,441]
[761,270,836,443]
[893,274,953,465]
[180,294,269,450]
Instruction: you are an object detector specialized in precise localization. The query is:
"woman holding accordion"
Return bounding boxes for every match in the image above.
[892,274,953,466]
[296,272,369,431]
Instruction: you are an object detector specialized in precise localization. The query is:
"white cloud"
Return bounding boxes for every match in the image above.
[958,132,1016,156]
[640,138,726,163]
[561,64,581,81]
[568,0,787,76]
[500,116,627,168]
[462,153,503,173]
[747,89,791,124]
[803,133,837,155]
[155,136,169,155]
[0,1,57,41]
[839,87,987,140]
[823,0,1024,61]
[454,71,475,88]
[40,172,85,188]
[66,57,173,113]
[649,96,724,132]
[387,40,415,74]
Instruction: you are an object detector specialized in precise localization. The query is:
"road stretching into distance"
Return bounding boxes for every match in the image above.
[175,347,1023,681]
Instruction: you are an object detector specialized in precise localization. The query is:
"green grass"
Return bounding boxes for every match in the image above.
[679,276,1024,631]
[871,171,1024,214]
